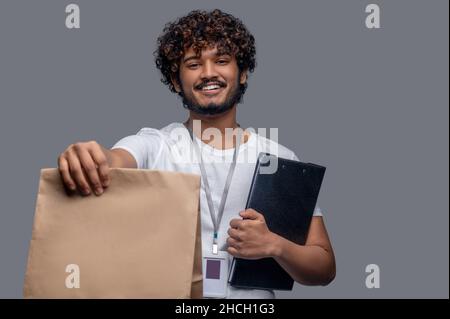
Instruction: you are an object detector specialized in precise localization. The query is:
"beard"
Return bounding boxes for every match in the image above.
[180,75,245,116]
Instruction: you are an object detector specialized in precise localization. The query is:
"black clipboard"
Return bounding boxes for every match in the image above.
[228,153,326,290]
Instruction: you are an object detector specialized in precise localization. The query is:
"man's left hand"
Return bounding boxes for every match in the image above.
[227,209,280,259]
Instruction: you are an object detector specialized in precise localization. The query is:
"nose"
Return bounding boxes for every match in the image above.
[200,60,219,80]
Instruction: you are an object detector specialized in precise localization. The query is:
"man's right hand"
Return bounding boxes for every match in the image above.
[58,141,111,196]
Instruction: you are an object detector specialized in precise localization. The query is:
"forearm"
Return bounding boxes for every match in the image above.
[107,148,138,168]
[103,147,116,166]
[270,234,336,286]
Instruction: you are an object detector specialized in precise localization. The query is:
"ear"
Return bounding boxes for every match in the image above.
[171,74,181,93]
[239,69,248,85]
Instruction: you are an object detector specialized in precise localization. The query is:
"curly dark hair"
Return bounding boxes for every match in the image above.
[154,9,256,98]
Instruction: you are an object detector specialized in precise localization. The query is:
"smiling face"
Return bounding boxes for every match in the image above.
[172,45,248,116]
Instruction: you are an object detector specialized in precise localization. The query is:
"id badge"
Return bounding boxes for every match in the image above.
[202,250,229,298]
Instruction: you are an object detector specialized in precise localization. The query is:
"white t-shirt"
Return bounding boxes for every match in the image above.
[112,122,322,299]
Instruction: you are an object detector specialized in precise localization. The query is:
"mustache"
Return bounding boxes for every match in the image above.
[195,80,226,90]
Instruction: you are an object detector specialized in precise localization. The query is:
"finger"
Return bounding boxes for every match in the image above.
[227,228,241,240]
[66,151,92,195]
[227,246,240,257]
[239,209,261,220]
[88,146,110,187]
[227,237,240,249]
[77,148,104,195]
[229,218,244,229]
[231,218,252,231]
[58,156,76,192]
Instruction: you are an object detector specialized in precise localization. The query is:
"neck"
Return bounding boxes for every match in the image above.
[185,106,238,134]
[184,106,249,149]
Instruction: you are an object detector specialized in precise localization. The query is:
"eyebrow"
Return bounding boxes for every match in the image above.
[183,53,231,64]
[183,56,200,63]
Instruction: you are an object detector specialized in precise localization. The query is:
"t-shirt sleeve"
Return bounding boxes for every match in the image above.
[111,128,164,169]
[290,152,324,217]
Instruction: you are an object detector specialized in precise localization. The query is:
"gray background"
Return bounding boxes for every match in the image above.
[0,0,448,298]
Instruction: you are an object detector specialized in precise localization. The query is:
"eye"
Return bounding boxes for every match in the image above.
[187,63,200,69]
[217,60,229,65]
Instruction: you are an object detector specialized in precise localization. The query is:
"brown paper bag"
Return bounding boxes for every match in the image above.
[23,168,203,298]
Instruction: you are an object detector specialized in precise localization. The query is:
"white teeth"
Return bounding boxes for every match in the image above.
[202,85,221,91]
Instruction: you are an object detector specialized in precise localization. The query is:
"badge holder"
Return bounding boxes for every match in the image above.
[202,250,229,298]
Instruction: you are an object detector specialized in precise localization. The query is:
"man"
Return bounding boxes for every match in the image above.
[57,9,335,298]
